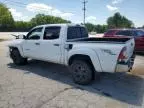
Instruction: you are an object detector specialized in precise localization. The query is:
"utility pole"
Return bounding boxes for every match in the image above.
[82,0,88,25]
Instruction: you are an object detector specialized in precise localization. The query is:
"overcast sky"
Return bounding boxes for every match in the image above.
[2,0,144,27]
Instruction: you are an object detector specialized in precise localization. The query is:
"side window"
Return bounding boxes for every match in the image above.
[67,27,81,40]
[44,27,61,40]
[126,31,133,36]
[105,30,116,35]
[27,27,43,40]
[116,30,133,36]
[135,30,144,36]
[116,31,124,35]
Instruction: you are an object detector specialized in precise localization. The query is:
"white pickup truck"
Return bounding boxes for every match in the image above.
[8,24,135,85]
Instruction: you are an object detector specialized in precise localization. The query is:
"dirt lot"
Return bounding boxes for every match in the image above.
[0,32,27,40]
[0,33,144,108]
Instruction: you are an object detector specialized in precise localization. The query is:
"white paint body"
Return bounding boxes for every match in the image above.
[8,24,135,73]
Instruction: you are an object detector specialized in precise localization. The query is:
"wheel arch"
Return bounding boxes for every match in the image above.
[68,54,96,80]
[69,54,91,65]
[68,48,102,72]
[9,46,24,57]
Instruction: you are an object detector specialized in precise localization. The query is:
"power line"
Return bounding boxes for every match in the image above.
[82,0,88,25]
[4,1,25,8]
[1,0,73,21]
[4,0,68,16]
[3,0,52,13]
[6,0,27,6]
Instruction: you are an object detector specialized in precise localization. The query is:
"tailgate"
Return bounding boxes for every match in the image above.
[125,38,135,61]
[116,38,135,72]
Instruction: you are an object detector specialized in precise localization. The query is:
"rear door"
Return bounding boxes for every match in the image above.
[40,26,62,63]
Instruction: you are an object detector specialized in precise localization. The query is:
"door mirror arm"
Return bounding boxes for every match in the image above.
[23,35,28,40]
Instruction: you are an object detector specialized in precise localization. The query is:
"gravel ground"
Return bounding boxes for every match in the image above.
[0,35,144,108]
[0,32,27,40]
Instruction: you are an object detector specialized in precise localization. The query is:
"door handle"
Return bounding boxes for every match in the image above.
[53,44,60,46]
[35,43,40,45]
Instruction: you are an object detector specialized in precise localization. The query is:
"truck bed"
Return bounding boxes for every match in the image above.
[67,37,132,44]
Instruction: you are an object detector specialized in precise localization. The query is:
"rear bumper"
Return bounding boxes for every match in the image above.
[135,47,144,52]
[135,50,144,53]
[115,54,135,72]
[115,64,130,72]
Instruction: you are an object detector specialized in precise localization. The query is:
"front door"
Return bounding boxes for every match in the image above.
[23,27,43,59]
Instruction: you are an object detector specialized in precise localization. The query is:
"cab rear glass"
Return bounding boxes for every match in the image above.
[67,27,88,40]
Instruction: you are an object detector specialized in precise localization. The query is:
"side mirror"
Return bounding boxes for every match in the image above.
[23,35,27,39]
[18,35,26,39]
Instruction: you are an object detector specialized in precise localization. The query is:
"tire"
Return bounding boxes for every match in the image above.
[11,49,27,65]
[70,60,93,85]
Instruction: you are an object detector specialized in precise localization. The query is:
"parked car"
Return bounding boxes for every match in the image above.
[8,24,135,85]
[104,29,144,52]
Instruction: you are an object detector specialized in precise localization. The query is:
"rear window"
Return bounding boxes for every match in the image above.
[105,30,117,35]
[67,27,88,40]
[116,30,133,36]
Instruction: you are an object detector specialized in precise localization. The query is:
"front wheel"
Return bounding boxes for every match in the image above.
[11,49,27,65]
[70,60,93,85]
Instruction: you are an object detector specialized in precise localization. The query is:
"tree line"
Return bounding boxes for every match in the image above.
[0,3,143,33]
[14,14,71,32]
[85,23,108,33]
[0,3,71,32]
[85,12,135,33]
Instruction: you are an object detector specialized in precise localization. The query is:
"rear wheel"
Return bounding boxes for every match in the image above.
[11,49,27,65]
[70,60,93,85]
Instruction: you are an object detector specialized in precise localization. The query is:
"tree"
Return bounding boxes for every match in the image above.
[95,25,108,33]
[30,14,71,26]
[85,23,108,33]
[0,3,14,30]
[107,12,134,29]
[10,14,71,32]
[85,23,96,32]
[14,21,32,31]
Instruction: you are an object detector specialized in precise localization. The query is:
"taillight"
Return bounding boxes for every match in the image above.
[118,47,127,62]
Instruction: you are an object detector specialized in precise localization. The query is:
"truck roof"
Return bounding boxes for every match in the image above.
[35,23,84,28]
